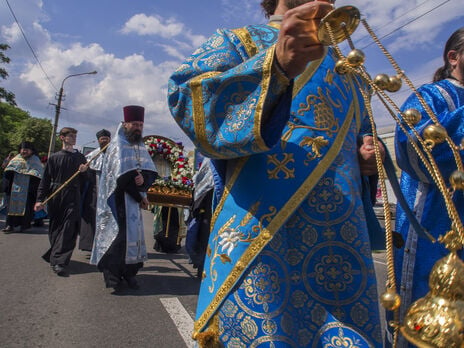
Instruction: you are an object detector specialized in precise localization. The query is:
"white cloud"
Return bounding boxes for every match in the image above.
[121,13,184,38]
[337,0,462,53]
[1,0,462,151]
[120,13,207,60]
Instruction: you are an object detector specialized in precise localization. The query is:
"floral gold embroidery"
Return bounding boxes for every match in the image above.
[314,253,355,293]
[300,136,329,162]
[242,263,280,312]
[323,327,362,348]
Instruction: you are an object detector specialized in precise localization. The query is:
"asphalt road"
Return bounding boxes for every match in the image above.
[0,211,388,348]
[0,211,200,348]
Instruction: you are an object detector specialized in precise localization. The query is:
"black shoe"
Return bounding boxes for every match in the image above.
[2,225,14,233]
[20,225,31,232]
[125,277,139,290]
[32,220,44,227]
[52,264,67,276]
[111,281,125,292]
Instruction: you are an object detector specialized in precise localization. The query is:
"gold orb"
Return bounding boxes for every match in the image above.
[386,75,402,92]
[380,289,401,311]
[402,108,422,125]
[335,59,349,74]
[450,170,464,191]
[374,74,390,90]
[423,124,447,146]
[346,49,365,67]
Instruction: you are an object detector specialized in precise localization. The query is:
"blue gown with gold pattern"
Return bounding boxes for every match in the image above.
[168,21,382,347]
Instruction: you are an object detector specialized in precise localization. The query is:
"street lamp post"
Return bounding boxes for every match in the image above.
[47,70,98,158]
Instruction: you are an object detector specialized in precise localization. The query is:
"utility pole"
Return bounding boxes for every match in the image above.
[47,70,97,159]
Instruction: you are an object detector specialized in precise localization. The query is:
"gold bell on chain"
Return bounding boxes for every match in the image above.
[335,59,349,74]
[386,74,402,92]
[374,74,390,90]
[450,170,464,191]
[380,288,401,311]
[402,108,422,126]
[423,124,448,147]
[346,49,365,67]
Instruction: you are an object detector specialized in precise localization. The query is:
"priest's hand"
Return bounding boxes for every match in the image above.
[135,171,144,186]
[275,0,334,79]
[139,197,149,210]
[34,202,44,211]
[359,135,385,176]
[78,163,89,172]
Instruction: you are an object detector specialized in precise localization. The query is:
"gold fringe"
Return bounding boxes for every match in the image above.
[193,314,222,348]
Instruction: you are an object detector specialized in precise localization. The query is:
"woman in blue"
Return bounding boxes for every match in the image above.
[168,0,385,346]
[392,27,464,347]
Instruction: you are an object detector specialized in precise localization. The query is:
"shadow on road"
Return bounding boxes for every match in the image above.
[110,273,201,297]
[68,259,99,275]
[8,228,48,235]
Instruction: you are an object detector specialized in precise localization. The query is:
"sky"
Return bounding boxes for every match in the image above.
[1,0,463,152]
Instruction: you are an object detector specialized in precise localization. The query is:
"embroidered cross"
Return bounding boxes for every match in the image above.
[267,153,295,179]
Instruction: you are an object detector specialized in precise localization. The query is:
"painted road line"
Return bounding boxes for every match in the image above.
[160,297,195,347]
[373,259,387,266]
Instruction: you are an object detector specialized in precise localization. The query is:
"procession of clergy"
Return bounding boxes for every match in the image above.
[2,0,464,346]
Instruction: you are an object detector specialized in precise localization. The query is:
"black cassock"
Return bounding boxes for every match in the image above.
[37,150,87,267]
[79,168,97,251]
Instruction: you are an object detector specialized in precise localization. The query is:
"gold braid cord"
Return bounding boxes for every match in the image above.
[320,6,464,347]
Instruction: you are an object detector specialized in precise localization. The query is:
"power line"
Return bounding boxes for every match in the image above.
[354,0,437,47]
[4,0,57,91]
[360,0,452,49]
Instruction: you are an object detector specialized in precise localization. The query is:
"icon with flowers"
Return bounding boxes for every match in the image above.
[144,135,194,192]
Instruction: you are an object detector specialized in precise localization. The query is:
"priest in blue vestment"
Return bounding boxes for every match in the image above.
[90,106,157,291]
[168,1,385,346]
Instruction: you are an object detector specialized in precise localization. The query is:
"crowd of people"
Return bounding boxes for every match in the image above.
[1,0,463,346]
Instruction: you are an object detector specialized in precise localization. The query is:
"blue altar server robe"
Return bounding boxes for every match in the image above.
[392,78,464,347]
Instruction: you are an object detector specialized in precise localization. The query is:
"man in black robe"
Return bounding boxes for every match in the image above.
[2,142,43,233]
[35,127,88,276]
[90,106,157,291]
[79,129,111,251]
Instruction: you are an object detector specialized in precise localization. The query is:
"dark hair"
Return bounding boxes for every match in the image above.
[59,127,78,136]
[261,0,278,18]
[18,141,36,154]
[433,27,464,82]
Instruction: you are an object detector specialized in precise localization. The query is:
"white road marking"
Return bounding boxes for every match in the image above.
[160,297,195,347]
[374,259,387,266]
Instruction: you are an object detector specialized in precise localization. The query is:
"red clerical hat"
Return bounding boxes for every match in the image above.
[123,105,145,122]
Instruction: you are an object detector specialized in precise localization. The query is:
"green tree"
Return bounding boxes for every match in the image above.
[0,44,16,106]
[0,102,57,163]
[12,117,54,155]
[0,102,29,159]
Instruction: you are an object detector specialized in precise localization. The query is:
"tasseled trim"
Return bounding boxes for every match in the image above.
[193,314,222,348]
